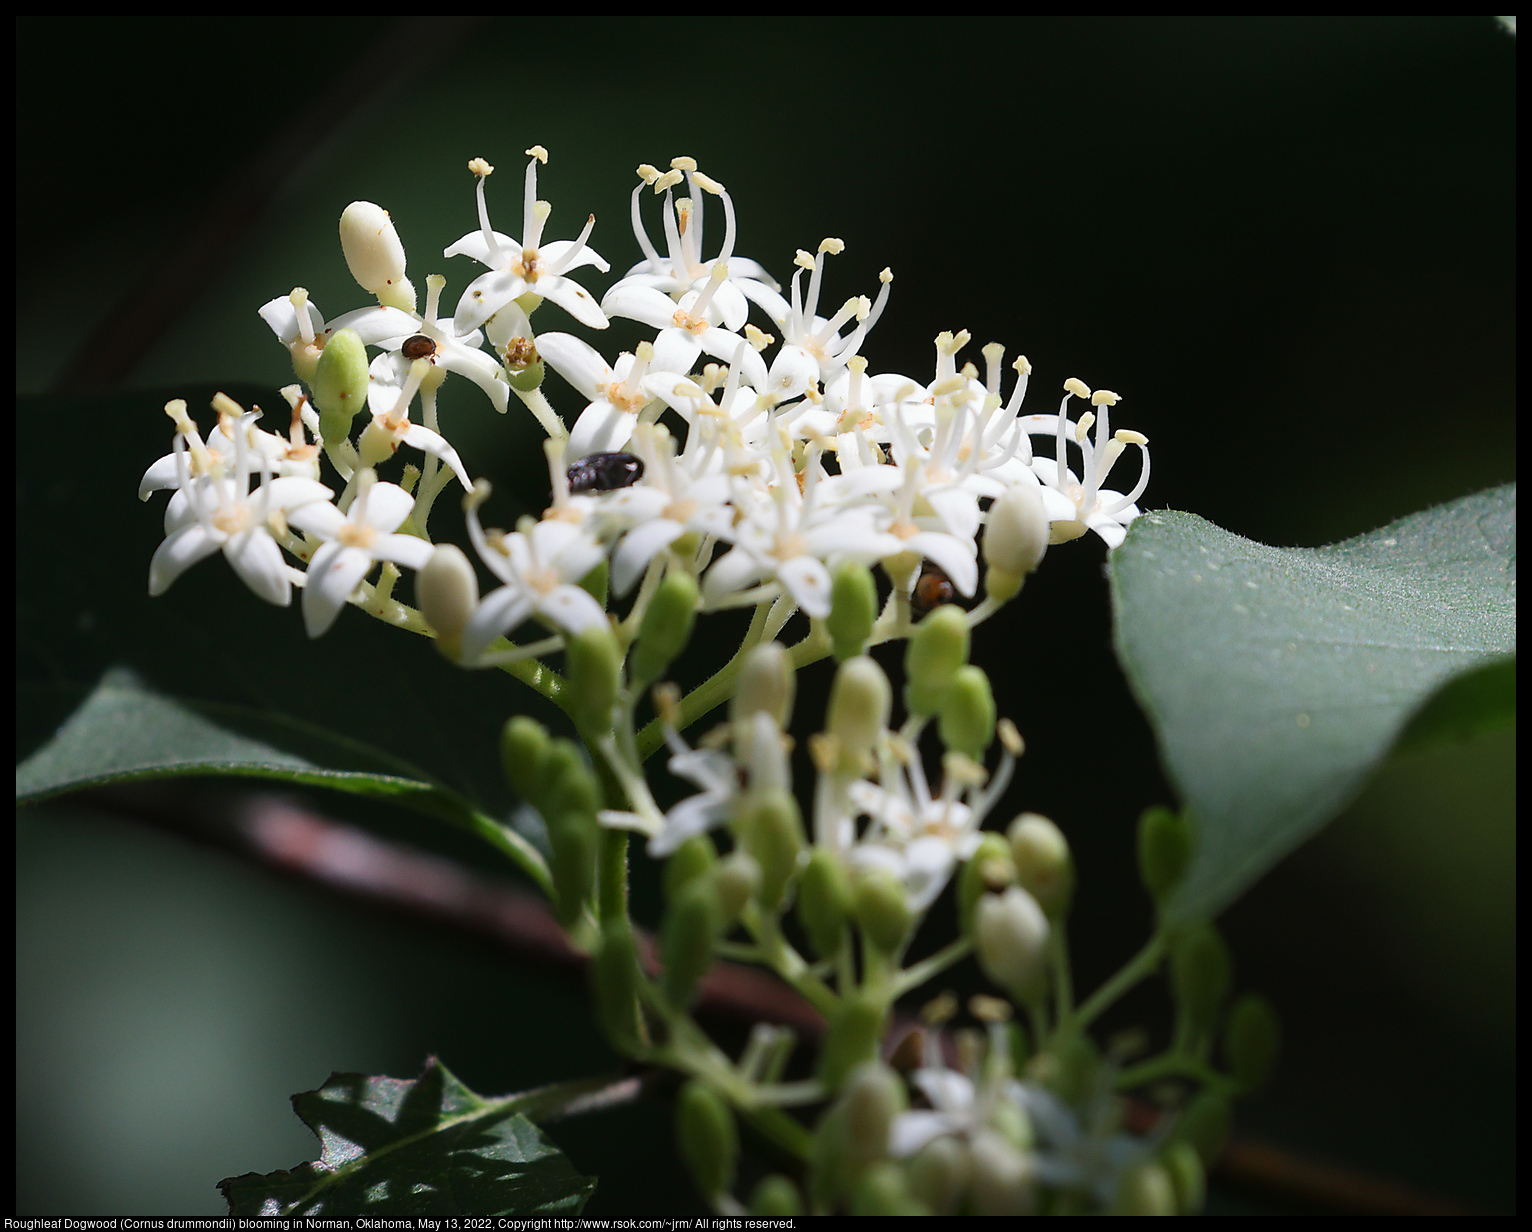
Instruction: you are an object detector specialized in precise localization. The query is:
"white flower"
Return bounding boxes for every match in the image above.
[357,357,473,489]
[257,287,417,385]
[598,278,770,392]
[604,159,781,333]
[1014,1081,1157,1209]
[445,151,610,337]
[147,401,331,606]
[751,239,893,389]
[535,333,665,457]
[287,470,434,637]
[647,711,790,857]
[459,485,609,664]
[366,273,512,415]
[1030,380,1151,549]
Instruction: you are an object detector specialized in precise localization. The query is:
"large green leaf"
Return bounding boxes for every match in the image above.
[219,1058,595,1216]
[1110,485,1515,924]
[15,668,551,895]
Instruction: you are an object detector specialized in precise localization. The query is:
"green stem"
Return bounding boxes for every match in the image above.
[892,936,973,998]
[1073,933,1168,1031]
[1114,1052,1227,1091]
[467,806,552,897]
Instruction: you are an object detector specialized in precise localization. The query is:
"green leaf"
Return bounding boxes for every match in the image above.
[218,1058,595,1216]
[16,667,551,896]
[1110,485,1515,924]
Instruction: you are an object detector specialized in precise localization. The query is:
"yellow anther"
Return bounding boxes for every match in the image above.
[1063,377,1092,399]
[793,249,816,271]
[982,341,1005,365]
[997,719,1024,756]
[211,392,246,419]
[669,155,698,172]
[819,237,845,255]
[969,994,1013,1023]
[933,375,968,398]
[468,157,494,177]
[1091,389,1121,406]
[849,295,870,321]
[635,163,661,184]
[920,990,959,1026]
[691,171,724,195]
[1013,355,1032,375]
[1075,412,1095,442]
[1115,429,1148,446]
[849,354,868,375]
[653,168,685,193]
[879,267,893,284]
[744,324,774,351]
[525,145,548,164]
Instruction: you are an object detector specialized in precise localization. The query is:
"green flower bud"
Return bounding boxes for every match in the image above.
[1170,923,1232,1040]
[676,1080,737,1200]
[983,481,1050,588]
[969,1130,1035,1215]
[1041,1031,1101,1107]
[842,1062,906,1168]
[827,561,878,662]
[826,655,891,772]
[1175,1088,1232,1166]
[730,640,794,729]
[905,605,970,716]
[661,878,722,1008]
[937,664,996,760]
[541,739,602,820]
[851,1162,926,1216]
[564,624,620,737]
[415,544,480,659]
[739,789,805,910]
[818,991,887,1090]
[958,834,1017,936]
[975,886,1050,1001]
[907,1135,972,1215]
[339,201,414,310]
[749,1175,803,1217]
[1224,992,1281,1092]
[499,715,551,804]
[807,1103,853,1210]
[506,354,544,393]
[1110,1161,1176,1216]
[312,328,370,445]
[630,570,699,687]
[663,834,716,905]
[547,807,598,929]
[577,558,608,609]
[711,851,760,926]
[1008,812,1074,919]
[1161,1141,1207,1214]
[798,848,855,958]
[590,920,645,1054]
[854,869,912,954]
[1138,805,1194,904]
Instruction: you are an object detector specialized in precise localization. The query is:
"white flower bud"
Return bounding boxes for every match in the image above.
[826,655,891,770]
[415,544,479,658]
[968,1128,1036,1215]
[340,201,414,310]
[984,481,1050,582]
[974,886,1050,1000]
[731,641,794,729]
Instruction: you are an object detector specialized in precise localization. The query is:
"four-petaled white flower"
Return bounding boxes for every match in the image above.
[446,150,611,338]
[287,470,434,637]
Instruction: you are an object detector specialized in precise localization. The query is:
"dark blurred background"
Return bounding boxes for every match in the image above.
[16,17,1514,1215]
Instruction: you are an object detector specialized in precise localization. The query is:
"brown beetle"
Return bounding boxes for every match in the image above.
[912,560,956,614]
[401,334,437,360]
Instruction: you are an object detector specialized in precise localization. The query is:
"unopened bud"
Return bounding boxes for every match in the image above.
[827,561,878,662]
[1224,992,1281,1092]
[749,1175,802,1216]
[661,877,722,1008]
[546,807,598,929]
[631,570,698,686]
[564,624,620,737]
[853,868,912,954]
[968,1129,1035,1215]
[339,201,415,311]
[312,328,370,445]
[1162,1141,1207,1214]
[663,834,716,904]
[826,655,891,771]
[798,848,854,958]
[974,886,1050,1001]
[1175,1088,1232,1166]
[938,664,996,759]
[851,1162,926,1216]
[818,991,887,1089]
[907,1135,972,1215]
[739,790,805,909]
[842,1062,906,1167]
[711,851,760,926]
[983,482,1049,599]
[905,605,970,715]
[590,920,645,1054]
[958,834,1017,935]
[1138,805,1195,904]
[541,739,601,820]
[1008,813,1074,919]
[1111,1162,1176,1215]
[499,715,550,803]
[416,544,479,658]
[676,1080,737,1199]
[731,641,794,729]
[1170,923,1232,1040]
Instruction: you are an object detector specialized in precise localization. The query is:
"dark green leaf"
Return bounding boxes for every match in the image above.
[1110,485,1515,923]
[15,668,551,894]
[219,1058,595,1216]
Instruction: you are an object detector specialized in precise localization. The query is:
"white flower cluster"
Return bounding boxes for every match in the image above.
[139,149,1151,659]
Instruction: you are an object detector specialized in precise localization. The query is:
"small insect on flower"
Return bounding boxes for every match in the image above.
[401,334,437,360]
[912,560,956,614]
[566,451,645,494]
